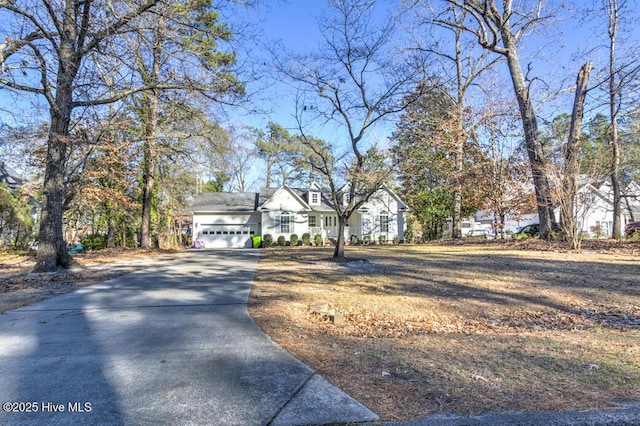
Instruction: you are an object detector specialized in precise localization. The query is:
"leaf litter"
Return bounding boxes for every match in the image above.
[249,241,640,420]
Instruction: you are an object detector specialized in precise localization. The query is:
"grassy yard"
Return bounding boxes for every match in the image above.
[248,242,640,421]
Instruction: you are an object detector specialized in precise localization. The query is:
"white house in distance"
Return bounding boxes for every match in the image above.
[574,179,640,237]
[462,178,640,238]
[190,183,410,248]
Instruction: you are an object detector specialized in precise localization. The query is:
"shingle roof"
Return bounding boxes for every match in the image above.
[0,161,25,192]
[260,187,335,211]
[290,188,335,211]
[191,187,337,213]
[190,185,406,213]
[190,192,259,212]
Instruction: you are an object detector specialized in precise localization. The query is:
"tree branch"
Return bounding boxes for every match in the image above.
[0,5,60,53]
[81,0,160,55]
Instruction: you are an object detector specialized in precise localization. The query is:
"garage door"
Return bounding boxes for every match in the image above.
[200,225,255,248]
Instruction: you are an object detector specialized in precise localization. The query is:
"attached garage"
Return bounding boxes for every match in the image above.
[200,224,256,248]
[190,192,262,249]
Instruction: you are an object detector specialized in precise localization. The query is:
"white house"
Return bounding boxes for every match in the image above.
[574,179,640,237]
[0,160,40,224]
[190,184,410,248]
[464,178,640,238]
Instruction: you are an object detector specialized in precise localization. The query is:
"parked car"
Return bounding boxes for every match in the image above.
[625,221,640,236]
[513,223,561,239]
[512,224,539,238]
[465,229,491,239]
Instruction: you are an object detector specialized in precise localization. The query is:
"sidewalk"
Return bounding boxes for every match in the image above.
[0,250,377,425]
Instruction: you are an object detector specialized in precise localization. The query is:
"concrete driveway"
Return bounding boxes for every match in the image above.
[0,250,378,425]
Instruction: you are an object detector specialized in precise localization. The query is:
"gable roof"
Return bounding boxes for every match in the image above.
[190,192,259,212]
[379,184,410,211]
[191,185,409,213]
[254,186,336,212]
[257,185,311,210]
[0,161,25,192]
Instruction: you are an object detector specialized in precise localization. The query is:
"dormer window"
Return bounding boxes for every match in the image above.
[310,191,320,206]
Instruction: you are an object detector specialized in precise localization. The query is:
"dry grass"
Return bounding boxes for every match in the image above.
[248,241,640,421]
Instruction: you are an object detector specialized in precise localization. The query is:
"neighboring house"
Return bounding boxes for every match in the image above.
[0,160,26,192]
[190,183,410,248]
[464,178,640,238]
[0,160,40,223]
[575,179,640,238]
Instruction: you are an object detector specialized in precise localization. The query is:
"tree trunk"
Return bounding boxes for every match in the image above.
[35,114,75,271]
[451,27,465,240]
[611,140,621,238]
[121,225,128,248]
[106,206,116,249]
[501,34,555,239]
[333,214,347,259]
[608,0,622,239]
[34,31,79,272]
[140,133,157,249]
[139,33,161,250]
[561,62,593,250]
[452,113,464,239]
[624,197,635,222]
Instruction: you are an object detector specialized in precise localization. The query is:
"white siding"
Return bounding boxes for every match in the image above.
[261,211,310,242]
[191,186,410,248]
[260,188,310,243]
[359,190,402,241]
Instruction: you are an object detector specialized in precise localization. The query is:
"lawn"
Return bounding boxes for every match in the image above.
[248,241,640,421]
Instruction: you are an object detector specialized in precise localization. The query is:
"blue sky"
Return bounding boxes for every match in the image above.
[231,1,402,152]
[2,0,640,181]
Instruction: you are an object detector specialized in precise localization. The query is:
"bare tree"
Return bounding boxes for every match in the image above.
[437,0,558,239]
[275,0,421,259]
[120,3,241,249]
[0,0,243,262]
[598,0,640,238]
[559,61,593,249]
[477,93,536,239]
[607,0,623,239]
[0,0,165,271]
[410,4,499,238]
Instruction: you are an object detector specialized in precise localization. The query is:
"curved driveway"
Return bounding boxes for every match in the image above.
[0,250,377,425]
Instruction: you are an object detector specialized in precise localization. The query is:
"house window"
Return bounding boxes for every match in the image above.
[308,215,317,227]
[280,215,292,233]
[310,192,320,205]
[379,214,389,233]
